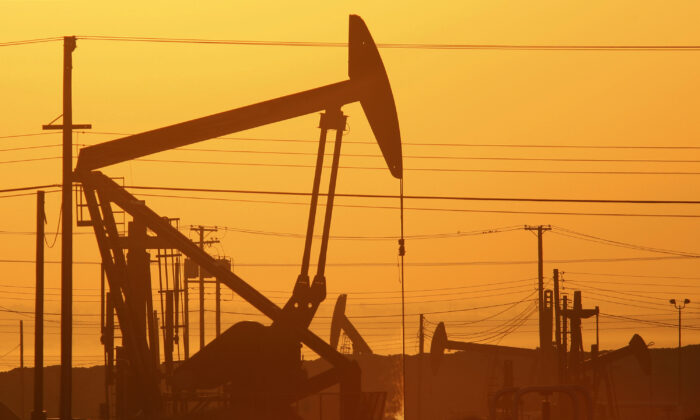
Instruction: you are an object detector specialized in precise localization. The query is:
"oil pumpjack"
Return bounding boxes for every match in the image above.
[75,15,402,420]
[429,321,535,375]
[431,291,651,420]
[330,294,373,356]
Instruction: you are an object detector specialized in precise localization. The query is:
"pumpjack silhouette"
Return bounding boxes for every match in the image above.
[76,15,402,420]
[431,291,651,420]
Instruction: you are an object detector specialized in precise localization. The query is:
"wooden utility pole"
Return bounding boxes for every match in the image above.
[59,36,75,420]
[198,226,205,350]
[183,274,189,360]
[524,225,551,351]
[20,320,24,420]
[553,269,561,348]
[215,275,221,338]
[41,36,91,420]
[164,291,174,372]
[190,226,218,350]
[418,313,425,420]
[32,191,46,420]
[562,295,568,383]
[418,314,424,355]
[595,305,600,349]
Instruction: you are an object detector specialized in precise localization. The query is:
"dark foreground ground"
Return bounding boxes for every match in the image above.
[0,345,697,420]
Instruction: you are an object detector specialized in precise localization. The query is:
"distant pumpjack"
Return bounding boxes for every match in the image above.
[562,291,598,383]
[583,334,651,420]
[330,294,373,356]
[430,322,534,374]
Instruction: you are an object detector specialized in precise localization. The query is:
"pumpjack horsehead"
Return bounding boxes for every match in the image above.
[75,15,402,420]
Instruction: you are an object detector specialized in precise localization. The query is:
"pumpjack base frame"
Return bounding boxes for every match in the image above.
[79,170,362,420]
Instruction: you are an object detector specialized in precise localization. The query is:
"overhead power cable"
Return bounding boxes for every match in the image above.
[31,144,698,164]
[5,35,700,51]
[133,192,700,218]
[0,255,695,267]
[79,131,700,150]
[134,157,700,176]
[552,226,700,257]
[211,224,521,241]
[0,37,62,47]
[15,154,700,175]
[565,271,700,281]
[563,277,700,289]
[6,183,700,207]
[125,185,700,205]
[216,297,540,319]
[72,36,700,51]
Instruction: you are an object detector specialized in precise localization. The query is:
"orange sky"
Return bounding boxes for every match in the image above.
[1,1,700,369]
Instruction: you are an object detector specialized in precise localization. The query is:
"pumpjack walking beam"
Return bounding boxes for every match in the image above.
[75,18,401,177]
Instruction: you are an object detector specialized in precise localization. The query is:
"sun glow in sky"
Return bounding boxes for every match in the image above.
[2,1,700,369]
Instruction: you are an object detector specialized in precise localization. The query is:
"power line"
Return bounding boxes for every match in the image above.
[0,156,61,165]
[1,255,695,267]
[133,192,700,218]
[0,224,521,241]
[72,36,700,51]
[133,157,700,176]
[565,280,672,303]
[58,154,700,176]
[565,271,700,281]
[0,37,63,47]
[79,131,700,150]
[600,313,700,330]
[4,35,700,51]
[0,184,61,194]
[564,277,700,289]
[0,277,535,295]
[38,144,700,164]
[6,184,700,209]
[217,298,540,319]
[0,144,75,152]
[125,185,700,205]
[212,224,521,241]
[7,152,692,175]
[552,226,700,258]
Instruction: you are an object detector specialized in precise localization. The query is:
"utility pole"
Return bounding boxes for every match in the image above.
[553,269,561,349]
[419,314,424,355]
[524,225,551,351]
[561,295,568,383]
[216,274,221,338]
[32,191,46,420]
[199,226,205,349]
[20,320,24,420]
[670,298,690,411]
[190,226,219,350]
[595,306,600,349]
[417,314,424,420]
[183,273,189,360]
[41,36,91,420]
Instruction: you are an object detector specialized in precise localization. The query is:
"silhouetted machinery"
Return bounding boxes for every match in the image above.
[584,334,651,420]
[430,291,651,420]
[429,321,534,374]
[76,15,401,420]
[330,294,373,355]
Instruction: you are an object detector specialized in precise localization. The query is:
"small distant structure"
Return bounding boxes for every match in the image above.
[330,294,373,356]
